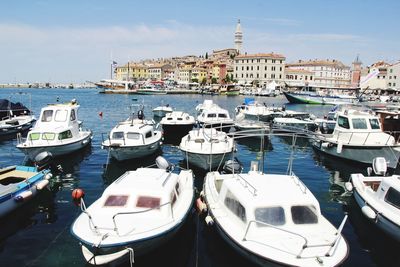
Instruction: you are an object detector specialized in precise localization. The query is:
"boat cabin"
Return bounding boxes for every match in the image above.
[27,101,81,143]
[214,171,322,228]
[109,123,159,145]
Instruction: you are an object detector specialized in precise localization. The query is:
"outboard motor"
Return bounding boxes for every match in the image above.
[34,151,53,170]
[372,157,387,176]
[222,159,243,174]
[137,109,145,120]
[156,156,173,172]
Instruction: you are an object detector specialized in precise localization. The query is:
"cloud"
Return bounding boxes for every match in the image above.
[241,16,301,27]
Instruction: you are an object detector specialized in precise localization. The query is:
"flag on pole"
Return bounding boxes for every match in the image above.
[112,61,118,68]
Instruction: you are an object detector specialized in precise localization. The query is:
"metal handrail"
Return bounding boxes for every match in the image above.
[236,173,258,196]
[112,202,174,236]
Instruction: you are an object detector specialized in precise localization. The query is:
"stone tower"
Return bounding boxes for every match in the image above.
[234,19,243,54]
[351,55,362,87]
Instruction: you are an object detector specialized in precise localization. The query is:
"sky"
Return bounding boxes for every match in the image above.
[0,0,399,83]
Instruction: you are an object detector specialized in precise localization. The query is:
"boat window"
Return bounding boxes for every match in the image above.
[104,195,129,207]
[224,190,246,222]
[112,132,124,139]
[29,132,40,140]
[41,110,53,122]
[207,114,217,118]
[42,132,55,140]
[369,118,380,130]
[255,207,285,226]
[384,187,400,210]
[58,130,73,140]
[218,113,227,118]
[136,196,161,209]
[54,109,68,122]
[291,205,318,224]
[352,118,368,129]
[194,138,205,143]
[167,117,173,120]
[337,116,350,129]
[70,109,76,121]
[177,117,183,120]
[127,132,141,140]
[145,131,152,138]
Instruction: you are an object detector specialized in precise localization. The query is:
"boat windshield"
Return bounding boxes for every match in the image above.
[338,116,350,129]
[136,196,160,209]
[369,118,381,130]
[352,118,368,129]
[127,132,141,140]
[291,205,318,224]
[55,110,68,122]
[255,206,285,226]
[384,187,400,210]
[41,110,53,122]
[112,132,124,139]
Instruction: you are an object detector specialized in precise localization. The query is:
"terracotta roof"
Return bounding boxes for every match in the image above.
[285,68,313,74]
[235,53,285,59]
[287,59,348,68]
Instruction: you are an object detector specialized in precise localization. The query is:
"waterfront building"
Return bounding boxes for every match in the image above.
[234,19,243,54]
[115,63,148,81]
[286,59,351,88]
[147,63,173,80]
[192,67,208,84]
[387,61,400,89]
[361,61,400,90]
[233,53,286,86]
[284,68,314,87]
[212,48,238,61]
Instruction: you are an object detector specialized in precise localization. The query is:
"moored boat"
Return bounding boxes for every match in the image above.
[160,111,195,143]
[346,157,400,242]
[0,164,52,218]
[202,161,349,266]
[70,157,194,265]
[16,99,92,160]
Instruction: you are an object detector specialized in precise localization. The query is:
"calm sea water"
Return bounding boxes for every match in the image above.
[0,88,399,267]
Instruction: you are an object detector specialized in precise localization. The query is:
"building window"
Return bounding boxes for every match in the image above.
[272,59,275,63]
[265,66,267,71]
[279,74,282,79]
[257,66,259,70]
[246,66,249,71]
[256,73,259,78]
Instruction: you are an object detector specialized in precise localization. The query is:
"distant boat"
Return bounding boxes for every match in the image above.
[283,90,358,105]
[152,104,173,118]
[0,98,36,138]
[16,99,92,161]
[102,108,162,161]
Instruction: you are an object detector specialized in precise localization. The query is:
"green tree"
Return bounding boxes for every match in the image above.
[205,52,208,59]
[225,74,230,83]
[211,77,218,84]
[191,78,199,83]
[201,77,207,85]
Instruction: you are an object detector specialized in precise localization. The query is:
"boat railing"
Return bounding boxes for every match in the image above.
[333,130,396,145]
[243,215,348,258]
[111,202,174,236]
[235,173,258,196]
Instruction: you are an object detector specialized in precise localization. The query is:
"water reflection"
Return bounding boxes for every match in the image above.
[235,136,273,152]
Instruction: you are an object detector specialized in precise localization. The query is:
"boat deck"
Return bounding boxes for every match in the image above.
[0,169,34,181]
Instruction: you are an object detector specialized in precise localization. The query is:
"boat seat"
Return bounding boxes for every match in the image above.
[0,170,35,181]
[363,181,381,191]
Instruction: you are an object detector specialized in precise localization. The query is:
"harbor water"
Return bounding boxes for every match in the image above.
[0,88,399,267]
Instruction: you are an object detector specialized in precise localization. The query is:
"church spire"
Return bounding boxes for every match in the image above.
[234,19,243,54]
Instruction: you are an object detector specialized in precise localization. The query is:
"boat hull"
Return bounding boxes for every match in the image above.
[353,189,400,242]
[106,140,162,161]
[0,119,35,137]
[182,151,232,170]
[312,140,400,169]
[17,133,92,161]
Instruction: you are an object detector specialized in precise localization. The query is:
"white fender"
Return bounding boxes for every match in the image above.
[344,182,353,192]
[36,179,49,190]
[361,205,376,220]
[14,190,33,202]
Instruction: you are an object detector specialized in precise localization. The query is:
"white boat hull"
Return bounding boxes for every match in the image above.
[183,151,232,170]
[353,188,400,242]
[106,139,161,161]
[312,140,400,169]
[18,132,92,161]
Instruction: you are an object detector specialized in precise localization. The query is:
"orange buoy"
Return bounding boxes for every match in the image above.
[72,188,85,205]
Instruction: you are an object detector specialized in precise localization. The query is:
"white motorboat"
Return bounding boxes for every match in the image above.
[203,161,349,266]
[102,110,162,161]
[71,157,194,265]
[234,119,270,138]
[152,104,173,118]
[273,117,318,134]
[16,99,92,161]
[236,102,283,122]
[180,128,234,170]
[0,164,51,217]
[160,111,196,142]
[346,157,400,242]
[197,106,234,133]
[312,108,400,169]
[195,99,219,116]
[0,98,36,138]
